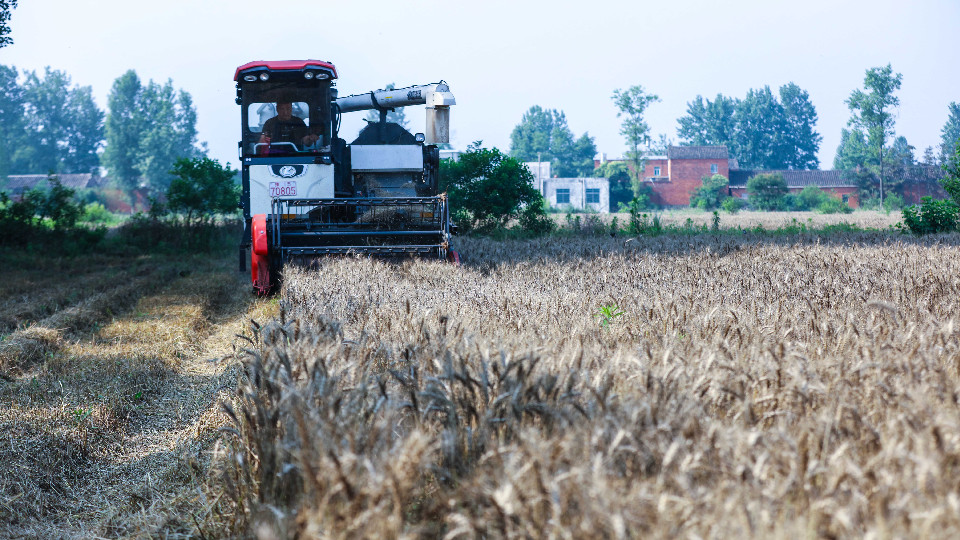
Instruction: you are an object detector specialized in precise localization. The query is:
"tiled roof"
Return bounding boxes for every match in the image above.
[4,174,106,192]
[667,145,729,160]
[728,169,854,188]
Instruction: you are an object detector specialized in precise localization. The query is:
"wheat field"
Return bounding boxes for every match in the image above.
[217,231,960,539]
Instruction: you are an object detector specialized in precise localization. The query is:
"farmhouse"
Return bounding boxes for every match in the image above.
[523,161,610,213]
[3,173,107,198]
[729,169,860,207]
[599,146,862,208]
[1,173,149,213]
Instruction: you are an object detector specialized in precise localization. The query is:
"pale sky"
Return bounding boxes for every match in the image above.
[2,0,958,170]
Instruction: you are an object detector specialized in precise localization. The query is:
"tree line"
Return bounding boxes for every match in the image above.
[508,64,960,211]
[0,64,203,195]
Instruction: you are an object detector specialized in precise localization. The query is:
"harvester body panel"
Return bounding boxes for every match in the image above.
[247,160,335,216]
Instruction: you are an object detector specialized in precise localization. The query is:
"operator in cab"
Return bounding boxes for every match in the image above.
[258,101,319,150]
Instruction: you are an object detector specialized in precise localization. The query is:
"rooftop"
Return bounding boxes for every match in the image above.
[728,169,854,188]
[667,145,729,160]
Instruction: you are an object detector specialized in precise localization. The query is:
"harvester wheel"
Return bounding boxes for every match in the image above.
[252,251,271,296]
[446,249,461,266]
[251,214,272,295]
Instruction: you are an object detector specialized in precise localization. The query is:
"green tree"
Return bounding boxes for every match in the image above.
[594,161,632,210]
[0,65,24,177]
[677,93,738,148]
[0,0,16,48]
[166,157,239,226]
[678,84,821,170]
[363,83,409,129]
[941,102,960,167]
[689,173,729,210]
[746,172,788,210]
[103,70,201,193]
[612,86,660,192]
[509,106,596,177]
[15,67,103,174]
[845,64,903,206]
[137,81,200,192]
[901,143,960,235]
[103,70,144,189]
[778,82,821,169]
[734,86,790,169]
[440,142,552,234]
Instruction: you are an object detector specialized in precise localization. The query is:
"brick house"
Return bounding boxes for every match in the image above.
[639,146,732,207]
[898,166,947,204]
[597,145,863,208]
[728,169,859,208]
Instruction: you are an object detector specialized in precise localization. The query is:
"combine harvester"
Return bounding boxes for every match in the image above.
[234,60,459,294]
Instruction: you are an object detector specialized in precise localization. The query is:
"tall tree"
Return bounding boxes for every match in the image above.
[508,106,596,177]
[0,65,24,177]
[676,84,821,170]
[62,85,104,174]
[364,83,409,129]
[941,102,960,167]
[13,67,103,174]
[676,94,738,148]
[778,82,821,169]
[611,86,660,194]
[0,0,16,48]
[845,63,903,205]
[103,70,201,193]
[734,86,789,169]
[103,70,144,189]
[137,80,200,191]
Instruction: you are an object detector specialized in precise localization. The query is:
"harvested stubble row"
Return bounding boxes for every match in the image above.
[218,233,960,538]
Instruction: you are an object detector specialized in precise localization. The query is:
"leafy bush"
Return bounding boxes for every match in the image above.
[721,197,745,214]
[817,196,853,214]
[0,176,86,237]
[796,186,830,211]
[902,197,958,234]
[902,143,960,234]
[883,193,905,212]
[165,157,240,225]
[746,173,788,211]
[441,142,553,235]
[689,174,729,210]
[80,202,120,225]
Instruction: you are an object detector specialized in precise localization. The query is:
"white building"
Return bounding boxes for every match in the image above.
[523,162,609,213]
[542,177,610,213]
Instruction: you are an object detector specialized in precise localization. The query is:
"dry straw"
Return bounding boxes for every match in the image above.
[214,232,960,538]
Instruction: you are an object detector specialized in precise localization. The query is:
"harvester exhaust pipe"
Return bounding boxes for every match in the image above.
[336,82,455,144]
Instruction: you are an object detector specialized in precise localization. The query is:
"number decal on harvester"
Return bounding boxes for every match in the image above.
[268,181,297,197]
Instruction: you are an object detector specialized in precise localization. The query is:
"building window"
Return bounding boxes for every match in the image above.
[586,188,600,204]
[710,163,718,174]
[653,166,661,176]
[842,194,850,204]
[556,188,570,204]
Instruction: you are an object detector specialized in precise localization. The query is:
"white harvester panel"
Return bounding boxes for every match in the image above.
[351,145,423,172]
[249,163,334,215]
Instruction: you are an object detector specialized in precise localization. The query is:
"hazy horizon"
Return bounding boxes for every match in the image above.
[2,0,958,171]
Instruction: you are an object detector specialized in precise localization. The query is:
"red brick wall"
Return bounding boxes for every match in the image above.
[901,181,948,204]
[649,158,728,206]
[729,186,859,209]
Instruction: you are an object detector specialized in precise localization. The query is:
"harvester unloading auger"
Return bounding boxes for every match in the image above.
[234,60,459,294]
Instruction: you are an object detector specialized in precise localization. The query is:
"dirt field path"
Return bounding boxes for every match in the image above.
[0,252,273,538]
